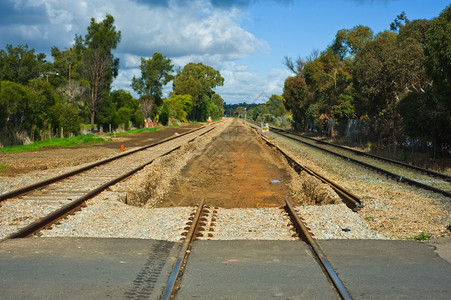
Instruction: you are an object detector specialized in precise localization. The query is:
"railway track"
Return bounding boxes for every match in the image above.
[247,124,363,211]
[162,199,352,299]
[1,119,449,299]
[261,124,450,198]
[0,124,216,240]
[161,124,358,298]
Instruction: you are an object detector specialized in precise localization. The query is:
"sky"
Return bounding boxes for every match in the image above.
[0,0,449,104]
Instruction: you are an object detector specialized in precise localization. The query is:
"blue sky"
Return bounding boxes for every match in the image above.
[0,0,449,104]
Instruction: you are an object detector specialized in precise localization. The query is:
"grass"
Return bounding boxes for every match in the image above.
[1,123,184,153]
[82,124,98,130]
[0,134,106,153]
[407,232,432,241]
[0,165,9,176]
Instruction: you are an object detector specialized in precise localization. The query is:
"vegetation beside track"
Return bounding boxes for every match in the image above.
[0,134,107,153]
[105,126,163,137]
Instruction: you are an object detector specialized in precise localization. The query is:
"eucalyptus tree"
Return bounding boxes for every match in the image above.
[425,4,451,115]
[395,5,451,154]
[331,25,374,61]
[81,14,121,131]
[131,52,174,119]
[211,93,225,118]
[0,44,49,84]
[172,62,224,121]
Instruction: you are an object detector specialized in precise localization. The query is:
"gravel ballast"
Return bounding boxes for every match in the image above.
[38,193,385,241]
[36,120,386,241]
[263,129,451,240]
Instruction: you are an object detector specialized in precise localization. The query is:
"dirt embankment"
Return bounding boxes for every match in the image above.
[156,119,339,208]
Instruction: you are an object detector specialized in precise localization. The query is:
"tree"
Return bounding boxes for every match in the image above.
[425,4,451,115]
[0,81,45,145]
[161,94,193,123]
[233,106,245,118]
[51,45,83,85]
[131,53,174,120]
[353,23,431,119]
[283,75,310,129]
[172,62,224,121]
[397,91,451,155]
[331,25,374,60]
[211,93,224,118]
[159,102,170,126]
[390,11,410,32]
[286,47,354,132]
[51,37,90,128]
[81,14,121,131]
[56,80,89,113]
[352,23,434,152]
[394,20,431,94]
[280,8,450,156]
[0,44,49,84]
[27,79,59,136]
[353,31,398,118]
[248,105,265,122]
[392,6,451,155]
[52,100,82,137]
[266,95,287,118]
[284,49,320,74]
[97,89,142,131]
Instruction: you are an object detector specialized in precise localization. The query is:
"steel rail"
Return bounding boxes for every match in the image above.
[269,127,451,198]
[5,146,181,240]
[256,130,362,211]
[161,199,205,300]
[285,199,352,300]
[2,127,215,240]
[0,125,207,202]
[282,128,451,182]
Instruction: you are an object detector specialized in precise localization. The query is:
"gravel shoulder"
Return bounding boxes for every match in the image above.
[263,129,451,240]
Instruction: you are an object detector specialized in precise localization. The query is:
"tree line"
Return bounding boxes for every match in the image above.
[228,96,290,127]
[282,5,451,157]
[0,14,224,147]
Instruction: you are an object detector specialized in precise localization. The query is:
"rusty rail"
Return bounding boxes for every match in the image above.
[258,132,362,211]
[0,125,207,202]
[270,126,451,198]
[161,199,205,300]
[280,127,451,182]
[285,199,352,300]
[2,127,215,240]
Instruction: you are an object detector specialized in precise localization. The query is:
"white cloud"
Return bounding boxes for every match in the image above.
[123,54,142,68]
[45,3,73,26]
[114,0,267,60]
[215,62,291,104]
[1,0,279,104]
[112,67,141,93]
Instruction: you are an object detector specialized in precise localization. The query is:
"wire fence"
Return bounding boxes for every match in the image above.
[305,118,450,158]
